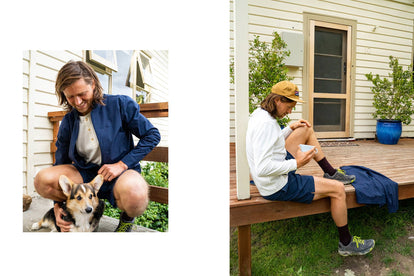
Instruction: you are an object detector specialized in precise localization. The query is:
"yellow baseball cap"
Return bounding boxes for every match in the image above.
[271,80,305,103]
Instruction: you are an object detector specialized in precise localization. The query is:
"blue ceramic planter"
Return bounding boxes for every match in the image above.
[376,119,402,145]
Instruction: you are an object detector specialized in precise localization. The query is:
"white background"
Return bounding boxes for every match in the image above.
[0,1,230,275]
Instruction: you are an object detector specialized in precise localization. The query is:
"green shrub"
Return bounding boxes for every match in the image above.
[230,31,292,127]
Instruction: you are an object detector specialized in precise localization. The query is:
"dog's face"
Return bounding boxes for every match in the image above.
[59,175,103,215]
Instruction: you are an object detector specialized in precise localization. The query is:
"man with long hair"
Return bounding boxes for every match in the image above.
[246,80,375,256]
[34,60,160,232]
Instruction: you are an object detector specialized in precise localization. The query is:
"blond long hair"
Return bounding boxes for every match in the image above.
[55,60,104,111]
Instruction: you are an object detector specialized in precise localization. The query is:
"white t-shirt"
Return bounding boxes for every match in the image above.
[246,108,297,196]
[76,113,102,165]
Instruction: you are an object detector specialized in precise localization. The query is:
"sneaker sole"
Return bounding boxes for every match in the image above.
[338,241,375,256]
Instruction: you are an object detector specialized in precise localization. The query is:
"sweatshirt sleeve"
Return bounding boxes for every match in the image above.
[119,97,161,168]
[252,121,297,177]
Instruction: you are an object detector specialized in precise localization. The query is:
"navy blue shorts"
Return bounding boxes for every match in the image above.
[74,165,125,208]
[262,151,315,204]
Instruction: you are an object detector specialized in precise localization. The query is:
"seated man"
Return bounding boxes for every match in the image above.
[34,60,160,232]
[246,80,375,256]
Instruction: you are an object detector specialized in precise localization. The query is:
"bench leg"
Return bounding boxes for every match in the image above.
[238,224,251,276]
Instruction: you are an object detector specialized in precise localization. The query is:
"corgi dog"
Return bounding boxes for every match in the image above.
[32,174,105,232]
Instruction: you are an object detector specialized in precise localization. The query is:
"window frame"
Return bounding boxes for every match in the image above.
[86,50,154,103]
[88,50,118,72]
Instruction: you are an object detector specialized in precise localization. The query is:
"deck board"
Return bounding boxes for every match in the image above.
[230,138,414,226]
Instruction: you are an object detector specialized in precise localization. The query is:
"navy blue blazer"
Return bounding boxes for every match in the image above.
[54,94,161,172]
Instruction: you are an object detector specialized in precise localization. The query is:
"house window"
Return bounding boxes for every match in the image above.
[127,51,154,103]
[86,50,153,103]
[89,50,118,72]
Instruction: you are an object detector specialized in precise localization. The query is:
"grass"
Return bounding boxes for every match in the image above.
[230,198,414,275]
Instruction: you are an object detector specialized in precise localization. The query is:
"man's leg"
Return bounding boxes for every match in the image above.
[312,176,348,227]
[113,170,149,232]
[285,125,324,161]
[285,125,355,184]
[312,176,375,255]
[34,165,83,201]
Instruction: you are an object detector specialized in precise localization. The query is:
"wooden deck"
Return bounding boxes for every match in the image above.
[230,138,414,275]
[230,138,414,227]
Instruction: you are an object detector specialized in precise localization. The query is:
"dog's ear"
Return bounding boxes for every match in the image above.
[91,174,104,191]
[59,175,73,197]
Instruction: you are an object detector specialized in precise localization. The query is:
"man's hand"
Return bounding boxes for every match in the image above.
[54,203,72,232]
[290,119,311,130]
[98,160,128,182]
[295,145,315,168]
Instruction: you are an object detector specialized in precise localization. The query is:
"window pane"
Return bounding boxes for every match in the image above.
[314,79,342,94]
[93,50,115,63]
[112,50,133,96]
[314,98,345,131]
[140,53,153,86]
[314,55,342,79]
[95,71,109,93]
[315,29,342,55]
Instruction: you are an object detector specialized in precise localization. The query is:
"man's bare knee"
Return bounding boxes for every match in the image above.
[34,169,54,196]
[115,170,149,217]
[332,180,346,200]
[34,165,82,200]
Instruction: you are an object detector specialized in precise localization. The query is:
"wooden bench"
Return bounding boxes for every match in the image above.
[48,102,169,204]
[230,139,414,276]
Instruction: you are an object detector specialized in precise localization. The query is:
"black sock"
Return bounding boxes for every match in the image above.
[317,157,337,176]
[121,212,135,222]
[338,224,352,246]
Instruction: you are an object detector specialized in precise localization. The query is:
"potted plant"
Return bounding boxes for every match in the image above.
[365,56,414,144]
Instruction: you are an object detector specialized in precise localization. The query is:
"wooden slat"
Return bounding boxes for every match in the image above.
[48,110,67,121]
[231,187,365,227]
[142,146,168,163]
[149,185,168,204]
[140,102,169,118]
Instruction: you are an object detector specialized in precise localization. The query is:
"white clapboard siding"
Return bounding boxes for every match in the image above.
[229,0,414,142]
[143,50,169,148]
[23,50,82,194]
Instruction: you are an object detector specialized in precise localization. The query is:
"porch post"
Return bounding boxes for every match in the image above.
[234,0,250,200]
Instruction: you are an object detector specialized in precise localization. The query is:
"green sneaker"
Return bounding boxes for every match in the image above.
[338,236,375,256]
[324,169,356,185]
[115,212,135,232]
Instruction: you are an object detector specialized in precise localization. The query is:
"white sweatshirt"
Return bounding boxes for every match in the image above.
[246,108,297,196]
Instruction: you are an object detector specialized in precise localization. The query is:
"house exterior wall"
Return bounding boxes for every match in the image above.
[230,0,414,142]
[23,50,169,195]
[141,50,169,147]
[23,50,83,194]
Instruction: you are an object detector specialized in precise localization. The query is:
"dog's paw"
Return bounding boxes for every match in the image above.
[31,222,40,230]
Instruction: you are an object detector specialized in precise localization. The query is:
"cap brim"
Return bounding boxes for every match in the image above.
[286,96,305,103]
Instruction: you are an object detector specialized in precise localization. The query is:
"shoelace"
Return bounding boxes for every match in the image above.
[116,221,133,232]
[337,169,346,175]
[337,169,355,183]
[352,236,365,248]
